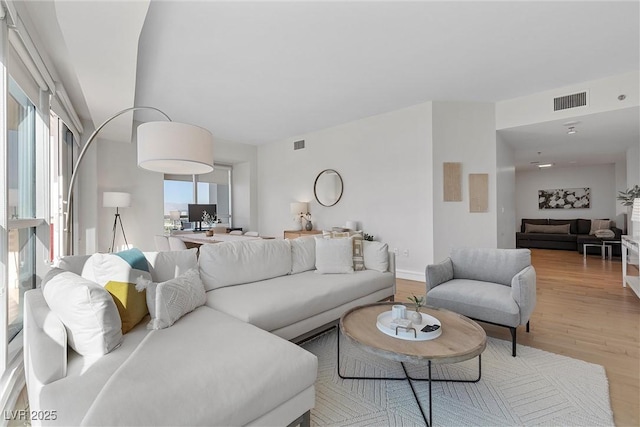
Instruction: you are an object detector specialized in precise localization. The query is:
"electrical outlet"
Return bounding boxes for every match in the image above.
[403,249,409,257]
[393,248,399,255]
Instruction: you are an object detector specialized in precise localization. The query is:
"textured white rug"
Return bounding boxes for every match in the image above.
[301,330,614,427]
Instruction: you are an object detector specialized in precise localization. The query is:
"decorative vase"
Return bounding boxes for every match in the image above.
[410,310,422,324]
[305,221,313,231]
[205,230,214,237]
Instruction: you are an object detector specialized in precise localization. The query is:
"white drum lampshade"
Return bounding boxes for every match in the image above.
[169,210,181,221]
[137,121,214,175]
[632,198,640,222]
[290,202,308,216]
[103,192,131,208]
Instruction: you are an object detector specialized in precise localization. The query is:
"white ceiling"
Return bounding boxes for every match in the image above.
[21,1,640,167]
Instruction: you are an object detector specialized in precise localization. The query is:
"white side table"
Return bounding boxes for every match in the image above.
[583,243,609,260]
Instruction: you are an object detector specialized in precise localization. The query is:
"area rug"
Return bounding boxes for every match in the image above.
[301,330,614,427]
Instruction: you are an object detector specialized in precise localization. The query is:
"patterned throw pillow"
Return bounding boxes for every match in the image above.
[321,230,365,271]
[150,268,206,329]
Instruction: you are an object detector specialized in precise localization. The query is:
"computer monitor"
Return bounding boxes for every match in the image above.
[188,204,217,231]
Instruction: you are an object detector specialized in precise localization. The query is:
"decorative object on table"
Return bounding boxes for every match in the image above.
[469,173,489,212]
[391,304,407,321]
[443,162,462,202]
[376,309,442,341]
[290,202,308,231]
[363,233,374,241]
[314,169,343,207]
[169,210,182,230]
[304,213,313,230]
[65,106,214,255]
[538,187,590,209]
[103,192,131,253]
[202,210,216,236]
[345,220,359,231]
[407,294,425,324]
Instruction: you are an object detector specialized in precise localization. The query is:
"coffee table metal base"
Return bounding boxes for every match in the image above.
[336,327,481,427]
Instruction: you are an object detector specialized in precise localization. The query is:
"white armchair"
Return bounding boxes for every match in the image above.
[426,247,536,357]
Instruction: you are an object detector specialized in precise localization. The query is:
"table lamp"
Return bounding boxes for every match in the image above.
[632,198,640,238]
[170,210,182,230]
[290,202,308,231]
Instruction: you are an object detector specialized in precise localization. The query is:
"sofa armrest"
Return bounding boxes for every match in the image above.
[510,266,537,325]
[426,258,454,292]
[24,290,68,398]
[611,227,623,240]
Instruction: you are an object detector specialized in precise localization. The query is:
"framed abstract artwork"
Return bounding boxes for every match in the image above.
[538,188,590,209]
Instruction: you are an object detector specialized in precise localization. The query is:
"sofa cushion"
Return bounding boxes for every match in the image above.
[450,247,530,287]
[143,249,198,282]
[80,307,318,427]
[518,232,577,242]
[524,223,570,234]
[427,279,520,327]
[199,239,292,290]
[363,240,389,272]
[104,281,148,334]
[577,219,591,235]
[549,219,578,234]
[590,219,612,235]
[520,218,548,232]
[315,237,354,274]
[90,248,152,287]
[42,270,123,356]
[290,236,316,274]
[206,270,394,332]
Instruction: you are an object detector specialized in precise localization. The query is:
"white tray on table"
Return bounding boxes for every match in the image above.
[376,310,442,341]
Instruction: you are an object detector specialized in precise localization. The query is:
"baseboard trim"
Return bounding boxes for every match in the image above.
[396,269,425,282]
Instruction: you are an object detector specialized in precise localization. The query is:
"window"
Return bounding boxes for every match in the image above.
[6,78,38,344]
[163,166,232,231]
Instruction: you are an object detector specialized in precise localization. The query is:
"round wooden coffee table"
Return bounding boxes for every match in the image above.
[339,302,487,426]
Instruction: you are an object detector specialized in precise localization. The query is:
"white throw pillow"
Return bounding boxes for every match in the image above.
[290,236,316,274]
[363,241,389,272]
[151,268,206,329]
[90,248,152,286]
[315,237,354,274]
[42,269,123,356]
[143,248,198,282]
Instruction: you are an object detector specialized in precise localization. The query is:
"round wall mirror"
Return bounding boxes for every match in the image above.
[314,169,344,207]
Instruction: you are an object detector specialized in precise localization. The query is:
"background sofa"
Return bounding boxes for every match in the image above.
[515,218,622,256]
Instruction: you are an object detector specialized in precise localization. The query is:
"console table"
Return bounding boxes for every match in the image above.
[284,230,322,239]
[622,235,640,298]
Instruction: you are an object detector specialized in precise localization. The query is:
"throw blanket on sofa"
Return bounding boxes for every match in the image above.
[81,307,317,426]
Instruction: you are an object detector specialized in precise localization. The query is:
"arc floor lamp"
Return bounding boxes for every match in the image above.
[64,106,214,255]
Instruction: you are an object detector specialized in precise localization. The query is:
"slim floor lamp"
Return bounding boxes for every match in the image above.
[103,192,131,253]
[64,106,214,255]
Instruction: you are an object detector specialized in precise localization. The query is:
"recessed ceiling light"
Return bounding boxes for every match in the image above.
[567,127,577,135]
[563,120,580,127]
[538,163,554,168]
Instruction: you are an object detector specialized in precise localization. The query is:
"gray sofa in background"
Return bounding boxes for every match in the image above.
[425,247,536,357]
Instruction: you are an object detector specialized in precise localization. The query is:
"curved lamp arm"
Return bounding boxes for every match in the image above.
[64,106,171,252]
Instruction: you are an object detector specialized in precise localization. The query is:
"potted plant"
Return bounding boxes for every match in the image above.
[407,294,425,324]
[617,185,640,234]
[202,210,217,236]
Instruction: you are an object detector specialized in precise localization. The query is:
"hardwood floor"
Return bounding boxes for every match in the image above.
[396,248,640,427]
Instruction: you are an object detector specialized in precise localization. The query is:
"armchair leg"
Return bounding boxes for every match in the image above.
[510,327,517,357]
[526,321,530,333]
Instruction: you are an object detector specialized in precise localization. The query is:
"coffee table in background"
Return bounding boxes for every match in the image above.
[339,302,487,426]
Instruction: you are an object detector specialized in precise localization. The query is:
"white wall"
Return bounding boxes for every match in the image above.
[496,72,640,130]
[496,132,516,248]
[515,164,617,226]
[257,102,434,280]
[432,102,497,262]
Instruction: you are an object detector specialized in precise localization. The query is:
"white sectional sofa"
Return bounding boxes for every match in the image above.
[24,237,396,426]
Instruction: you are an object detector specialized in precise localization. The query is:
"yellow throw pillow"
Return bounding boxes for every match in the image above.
[105,281,148,334]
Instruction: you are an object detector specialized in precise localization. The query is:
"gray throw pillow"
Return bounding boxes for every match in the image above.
[524,223,570,234]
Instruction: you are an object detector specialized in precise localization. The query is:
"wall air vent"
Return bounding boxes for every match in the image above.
[294,140,305,150]
[553,91,587,111]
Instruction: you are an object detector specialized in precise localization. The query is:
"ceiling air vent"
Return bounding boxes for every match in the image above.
[553,91,587,111]
[293,140,305,150]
